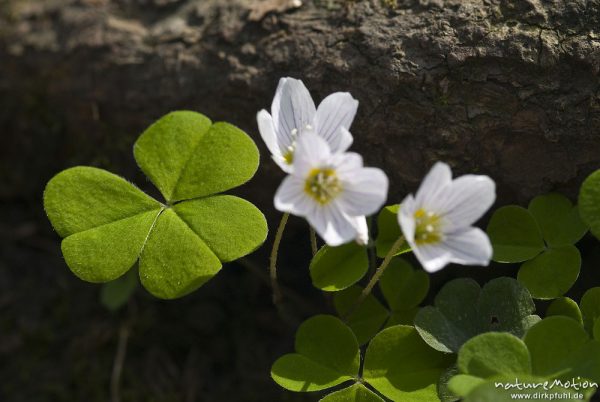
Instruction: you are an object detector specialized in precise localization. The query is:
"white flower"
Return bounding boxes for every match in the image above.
[257,77,358,173]
[274,132,388,246]
[398,162,496,273]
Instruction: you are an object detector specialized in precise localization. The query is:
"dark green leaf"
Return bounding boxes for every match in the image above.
[528,193,587,246]
[380,258,429,310]
[579,170,600,239]
[375,205,411,258]
[546,297,583,324]
[100,268,138,311]
[487,206,544,263]
[333,286,389,345]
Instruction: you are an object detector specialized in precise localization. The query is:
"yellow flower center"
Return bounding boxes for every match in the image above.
[283,149,294,165]
[304,168,342,205]
[414,208,442,244]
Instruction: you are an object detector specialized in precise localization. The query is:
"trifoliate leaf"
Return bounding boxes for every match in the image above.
[310,243,369,291]
[414,277,539,353]
[517,245,581,300]
[363,325,453,402]
[44,112,267,299]
[100,268,138,312]
[581,288,600,336]
[375,205,411,258]
[524,316,600,382]
[579,170,600,239]
[380,258,429,311]
[333,286,389,345]
[319,383,384,402]
[271,315,360,392]
[528,193,587,247]
[546,297,583,325]
[487,206,545,263]
[458,332,532,378]
[462,379,587,402]
[134,111,259,202]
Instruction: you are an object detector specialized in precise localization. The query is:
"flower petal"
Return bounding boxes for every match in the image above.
[307,204,358,247]
[292,132,332,178]
[350,215,369,245]
[439,227,493,267]
[398,194,417,244]
[314,92,358,152]
[257,109,283,157]
[411,242,452,273]
[439,175,496,231]
[414,162,453,211]
[274,175,315,216]
[271,77,316,146]
[338,167,389,216]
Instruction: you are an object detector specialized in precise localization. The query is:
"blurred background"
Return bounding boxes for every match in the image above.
[1,0,599,400]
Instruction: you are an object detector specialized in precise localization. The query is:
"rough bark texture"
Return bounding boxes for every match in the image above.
[2,0,600,208]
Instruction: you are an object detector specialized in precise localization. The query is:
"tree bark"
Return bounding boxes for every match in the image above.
[1,0,600,208]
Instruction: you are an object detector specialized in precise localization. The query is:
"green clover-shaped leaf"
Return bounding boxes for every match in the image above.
[547,297,583,325]
[529,193,587,247]
[487,206,544,263]
[319,383,384,402]
[487,195,586,300]
[375,205,411,258]
[450,317,600,400]
[271,315,360,392]
[44,111,267,299]
[363,325,454,402]
[333,286,389,345]
[333,258,429,345]
[414,277,540,353]
[310,243,369,291]
[581,288,600,336]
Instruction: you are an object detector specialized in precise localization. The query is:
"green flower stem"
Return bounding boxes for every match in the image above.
[310,227,318,256]
[270,213,290,308]
[345,236,405,320]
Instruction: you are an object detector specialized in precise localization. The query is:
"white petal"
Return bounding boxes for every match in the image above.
[338,167,389,216]
[257,110,283,158]
[439,175,496,232]
[274,175,315,216]
[350,216,369,245]
[307,204,357,247]
[335,127,354,153]
[331,152,363,174]
[411,242,453,273]
[314,92,358,152]
[271,77,316,146]
[398,194,417,244]
[292,132,332,178]
[439,227,493,267]
[414,162,453,211]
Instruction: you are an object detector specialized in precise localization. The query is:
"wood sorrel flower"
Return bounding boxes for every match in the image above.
[398,162,496,272]
[257,77,358,173]
[274,132,388,246]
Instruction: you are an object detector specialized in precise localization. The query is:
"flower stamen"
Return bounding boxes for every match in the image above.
[304,168,342,205]
[414,208,442,244]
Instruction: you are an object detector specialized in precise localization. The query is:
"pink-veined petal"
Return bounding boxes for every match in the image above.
[314,92,358,152]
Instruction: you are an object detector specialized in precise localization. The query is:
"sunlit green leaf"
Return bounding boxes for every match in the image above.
[271,315,360,392]
[44,112,267,299]
[487,206,544,263]
[363,325,453,402]
[319,383,384,402]
[310,243,369,291]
